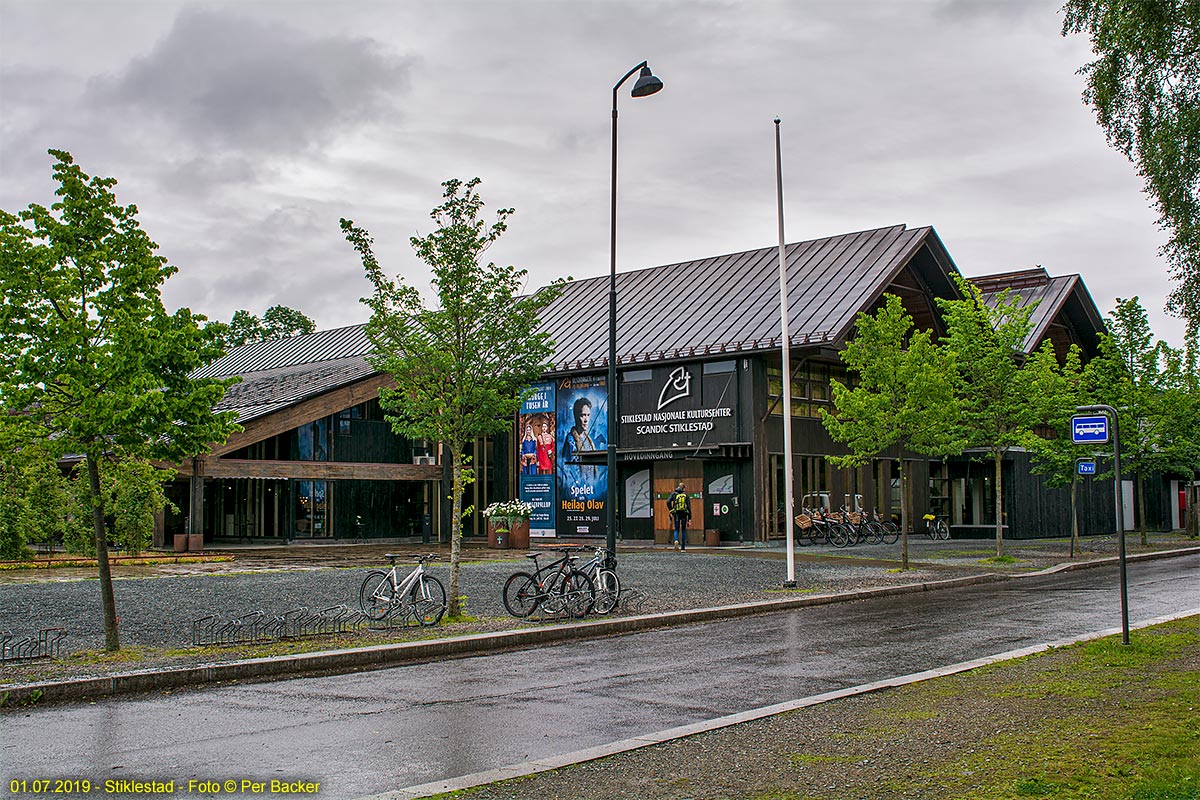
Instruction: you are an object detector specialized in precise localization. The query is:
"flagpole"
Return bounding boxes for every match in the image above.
[775,118,796,587]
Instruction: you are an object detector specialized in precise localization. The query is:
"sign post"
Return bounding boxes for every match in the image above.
[1075,405,1128,645]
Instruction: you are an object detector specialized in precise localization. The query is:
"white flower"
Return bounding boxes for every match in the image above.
[481,500,533,518]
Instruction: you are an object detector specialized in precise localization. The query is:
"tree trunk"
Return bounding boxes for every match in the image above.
[1136,471,1147,546]
[448,447,465,619]
[994,451,1004,558]
[86,454,120,652]
[899,459,909,570]
[1070,476,1078,559]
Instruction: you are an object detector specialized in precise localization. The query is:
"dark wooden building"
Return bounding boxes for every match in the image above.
[172,224,1185,547]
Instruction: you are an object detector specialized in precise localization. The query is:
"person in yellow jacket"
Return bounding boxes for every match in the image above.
[667,482,691,551]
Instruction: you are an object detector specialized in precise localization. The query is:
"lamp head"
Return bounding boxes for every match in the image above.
[631,65,664,98]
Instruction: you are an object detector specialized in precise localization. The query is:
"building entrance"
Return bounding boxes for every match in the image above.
[653,461,703,546]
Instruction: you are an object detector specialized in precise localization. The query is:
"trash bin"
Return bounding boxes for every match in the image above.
[705,529,720,547]
[173,534,188,553]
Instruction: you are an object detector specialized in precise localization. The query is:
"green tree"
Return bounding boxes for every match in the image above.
[0,458,35,561]
[107,460,177,555]
[341,178,565,618]
[1087,297,1200,543]
[1022,341,1088,555]
[937,275,1037,557]
[0,150,239,650]
[1062,1,1200,332]
[822,294,965,569]
[222,305,316,348]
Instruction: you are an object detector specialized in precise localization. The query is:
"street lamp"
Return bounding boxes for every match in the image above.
[608,61,663,568]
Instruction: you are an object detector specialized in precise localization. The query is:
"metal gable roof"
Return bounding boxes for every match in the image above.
[543,224,936,371]
[973,268,1103,355]
[194,324,373,380]
[192,225,949,419]
[212,355,376,425]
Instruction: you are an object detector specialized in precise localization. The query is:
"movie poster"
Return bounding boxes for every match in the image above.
[556,374,608,537]
[518,382,556,537]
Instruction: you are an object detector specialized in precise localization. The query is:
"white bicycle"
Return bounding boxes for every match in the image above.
[359,553,447,625]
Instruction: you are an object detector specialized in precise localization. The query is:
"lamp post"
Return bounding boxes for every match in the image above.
[608,61,663,568]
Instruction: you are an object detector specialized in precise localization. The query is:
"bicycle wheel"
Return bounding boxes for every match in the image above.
[828,524,850,548]
[592,569,621,614]
[882,524,900,545]
[865,522,885,545]
[562,570,595,619]
[409,574,447,626]
[935,519,950,540]
[359,570,395,620]
[502,571,540,618]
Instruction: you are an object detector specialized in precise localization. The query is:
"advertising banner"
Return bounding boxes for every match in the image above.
[556,374,608,537]
[518,382,556,536]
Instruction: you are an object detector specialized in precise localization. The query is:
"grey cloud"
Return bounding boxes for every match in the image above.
[86,7,415,155]
[157,155,264,196]
[933,0,1046,22]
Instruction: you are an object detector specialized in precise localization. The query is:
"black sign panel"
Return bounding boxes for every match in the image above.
[618,361,739,450]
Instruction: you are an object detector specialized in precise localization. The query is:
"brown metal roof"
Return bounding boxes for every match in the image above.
[973,267,1106,357]
[195,324,372,380]
[193,224,956,416]
[541,224,937,371]
[212,355,375,425]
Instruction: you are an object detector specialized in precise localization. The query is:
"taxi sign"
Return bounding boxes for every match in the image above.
[1072,414,1110,444]
[1077,461,1096,475]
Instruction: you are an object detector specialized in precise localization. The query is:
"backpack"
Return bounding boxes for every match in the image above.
[671,491,688,513]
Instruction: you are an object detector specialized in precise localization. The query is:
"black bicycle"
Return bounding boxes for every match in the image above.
[502,547,596,619]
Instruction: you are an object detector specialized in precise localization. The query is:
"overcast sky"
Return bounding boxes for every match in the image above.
[0,0,1185,346]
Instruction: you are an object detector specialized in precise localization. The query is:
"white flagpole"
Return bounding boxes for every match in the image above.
[775,118,796,587]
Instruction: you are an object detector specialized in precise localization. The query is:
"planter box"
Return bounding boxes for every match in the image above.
[487,518,531,550]
[173,534,188,553]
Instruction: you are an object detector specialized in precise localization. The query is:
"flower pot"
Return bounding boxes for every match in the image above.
[487,518,511,549]
[508,517,531,550]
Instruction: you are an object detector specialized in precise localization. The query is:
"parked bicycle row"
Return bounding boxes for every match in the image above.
[357,545,637,626]
[794,507,950,548]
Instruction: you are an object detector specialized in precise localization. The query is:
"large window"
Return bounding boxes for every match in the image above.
[766,361,849,418]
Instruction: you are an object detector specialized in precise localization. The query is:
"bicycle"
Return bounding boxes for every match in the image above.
[577,546,621,615]
[923,513,950,540]
[840,506,883,545]
[871,510,901,545]
[359,553,447,626]
[502,547,595,619]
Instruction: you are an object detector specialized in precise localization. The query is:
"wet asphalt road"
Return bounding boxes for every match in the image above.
[2,554,1198,799]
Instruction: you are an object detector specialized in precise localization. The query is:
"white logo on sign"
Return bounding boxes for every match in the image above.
[657,367,692,410]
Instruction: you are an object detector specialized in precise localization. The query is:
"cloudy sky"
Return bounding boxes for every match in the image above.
[0,0,1184,345]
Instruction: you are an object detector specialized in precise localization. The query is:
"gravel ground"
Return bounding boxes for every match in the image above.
[0,551,953,652]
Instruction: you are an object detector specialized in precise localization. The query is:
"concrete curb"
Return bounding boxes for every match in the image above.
[371,604,1200,800]
[2,546,1196,707]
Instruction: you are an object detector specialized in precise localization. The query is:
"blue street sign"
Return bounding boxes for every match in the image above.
[1078,461,1096,475]
[1072,414,1110,444]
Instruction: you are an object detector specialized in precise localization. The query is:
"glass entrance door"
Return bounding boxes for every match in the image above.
[294,480,332,538]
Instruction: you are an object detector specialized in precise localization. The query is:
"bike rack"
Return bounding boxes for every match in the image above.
[0,628,67,662]
[190,605,374,648]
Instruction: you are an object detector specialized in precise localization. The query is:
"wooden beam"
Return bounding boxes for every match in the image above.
[202,459,440,481]
[210,373,396,457]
